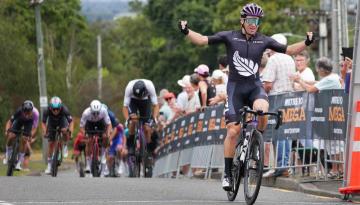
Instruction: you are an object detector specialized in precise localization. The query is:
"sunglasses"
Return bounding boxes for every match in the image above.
[244,18,261,26]
[165,98,173,101]
[52,108,60,112]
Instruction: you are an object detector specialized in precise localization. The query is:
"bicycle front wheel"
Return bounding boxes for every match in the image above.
[7,140,19,176]
[51,142,60,177]
[244,130,264,205]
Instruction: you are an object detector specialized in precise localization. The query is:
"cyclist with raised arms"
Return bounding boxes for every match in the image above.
[79,100,111,173]
[42,96,74,174]
[122,79,159,157]
[3,100,35,170]
[179,2,314,191]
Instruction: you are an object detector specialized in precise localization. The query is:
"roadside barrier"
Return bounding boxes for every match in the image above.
[154,90,347,180]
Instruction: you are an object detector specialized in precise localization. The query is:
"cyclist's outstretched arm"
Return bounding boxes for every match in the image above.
[179,20,208,46]
[286,32,313,55]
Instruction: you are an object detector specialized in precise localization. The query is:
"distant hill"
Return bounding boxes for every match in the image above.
[81,0,132,22]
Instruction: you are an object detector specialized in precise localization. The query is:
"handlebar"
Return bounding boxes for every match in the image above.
[238,106,283,130]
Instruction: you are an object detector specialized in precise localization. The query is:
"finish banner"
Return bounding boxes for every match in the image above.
[157,90,348,158]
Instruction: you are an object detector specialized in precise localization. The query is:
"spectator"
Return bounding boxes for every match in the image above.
[209,70,227,105]
[262,33,296,178]
[217,55,228,85]
[292,50,316,91]
[194,64,216,109]
[163,92,180,122]
[292,57,342,92]
[177,75,191,111]
[292,57,343,178]
[340,47,353,94]
[263,34,296,94]
[159,89,173,126]
[259,53,269,83]
[183,82,201,114]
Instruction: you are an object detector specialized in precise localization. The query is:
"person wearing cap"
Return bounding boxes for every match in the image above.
[262,34,296,178]
[263,33,296,95]
[179,2,314,190]
[340,47,353,94]
[194,64,216,109]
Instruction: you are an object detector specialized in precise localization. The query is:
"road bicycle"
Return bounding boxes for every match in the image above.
[49,127,68,177]
[86,127,105,177]
[127,116,153,178]
[6,129,24,176]
[227,106,282,205]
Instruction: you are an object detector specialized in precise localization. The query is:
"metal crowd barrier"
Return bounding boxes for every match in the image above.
[154,90,347,180]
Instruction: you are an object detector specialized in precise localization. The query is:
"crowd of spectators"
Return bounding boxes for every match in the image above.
[155,33,353,179]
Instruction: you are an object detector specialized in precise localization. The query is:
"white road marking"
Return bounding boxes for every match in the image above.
[6,200,345,204]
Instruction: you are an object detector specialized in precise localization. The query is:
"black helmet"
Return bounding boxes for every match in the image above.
[22,100,34,112]
[133,80,147,98]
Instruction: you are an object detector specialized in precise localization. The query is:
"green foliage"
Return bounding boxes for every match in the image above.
[0,0,322,152]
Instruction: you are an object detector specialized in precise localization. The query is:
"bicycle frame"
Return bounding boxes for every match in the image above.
[227,106,282,204]
[49,127,63,177]
[86,128,105,177]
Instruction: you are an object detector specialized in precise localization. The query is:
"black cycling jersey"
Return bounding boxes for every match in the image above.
[208,30,286,82]
[42,105,72,124]
[9,107,34,136]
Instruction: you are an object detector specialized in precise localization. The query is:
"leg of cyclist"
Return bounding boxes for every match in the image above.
[127,114,137,155]
[84,122,94,173]
[5,120,22,165]
[16,121,32,171]
[5,132,16,165]
[223,122,241,190]
[252,99,269,132]
[45,131,56,174]
[60,115,71,158]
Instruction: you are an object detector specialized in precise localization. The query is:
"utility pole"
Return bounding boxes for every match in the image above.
[97,35,102,100]
[319,0,329,58]
[30,0,48,163]
[331,0,340,74]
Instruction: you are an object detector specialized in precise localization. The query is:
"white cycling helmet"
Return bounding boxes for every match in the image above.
[90,100,102,115]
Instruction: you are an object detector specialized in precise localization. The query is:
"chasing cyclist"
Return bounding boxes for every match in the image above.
[79,100,111,173]
[42,96,74,174]
[102,104,127,177]
[122,79,159,159]
[3,100,35,170]
[179,2,313,191]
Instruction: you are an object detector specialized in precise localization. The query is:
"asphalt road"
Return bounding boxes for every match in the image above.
[0,169,349,205]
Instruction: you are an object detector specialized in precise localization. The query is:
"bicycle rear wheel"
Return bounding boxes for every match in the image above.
[7,139,19,176]
[227,145,243,201]
[244,130,264,205]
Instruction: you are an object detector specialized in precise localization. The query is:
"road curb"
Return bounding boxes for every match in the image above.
[262,176,360,201]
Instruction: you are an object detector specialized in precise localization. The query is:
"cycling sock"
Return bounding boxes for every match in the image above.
[224,158,233,178]
[19,153,25,163]
[6,146,12,157]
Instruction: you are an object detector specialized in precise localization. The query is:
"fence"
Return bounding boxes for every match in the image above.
[153,90,348,180]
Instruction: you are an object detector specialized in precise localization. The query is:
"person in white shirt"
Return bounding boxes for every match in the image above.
[292,57,342,92]
[292,50,315,91]
[176,75,190,111]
